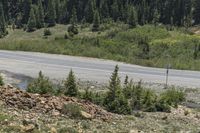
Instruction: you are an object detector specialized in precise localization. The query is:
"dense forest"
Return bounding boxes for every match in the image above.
[0,0,200,36]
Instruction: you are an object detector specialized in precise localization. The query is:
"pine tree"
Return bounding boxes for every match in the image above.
[128,7,137,28]
[37,0,44,28]
[100,0,109,19]
[92,10,100,32]
[85,0,95,23]
[22,0,32,24]
[104,65,131,114]
[45,0,56,27]
[0,74,4,86]
[68,6,78,35]
[152,9,160,27]
[27,71,54,94]
[124,75,129,86]
[64,70,78,97]
[0,2,6,37]
[27,7,36,32]
[70,7,78,26]
[194,0,200,24]
[111,0,119,21]
[55,0,61,23]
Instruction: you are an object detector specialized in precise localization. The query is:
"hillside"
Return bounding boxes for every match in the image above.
[0,85,199,133]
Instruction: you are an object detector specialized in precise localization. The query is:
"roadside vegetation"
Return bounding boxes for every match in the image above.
[26,65,185,115]
[0,74,4,86]
[1,23,200,70]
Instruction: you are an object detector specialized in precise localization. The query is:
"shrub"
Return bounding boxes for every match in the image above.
[64,33,69,39]
[81,121,90,129]
[44,29,52,36]
[82,88,94,102]
[130,81,144,110]
[141,90,157,112]
[155,100,171,113]
[159,88,185,108]
[27,71,55,94]
[0,74,4,86]
[61,103,83,119]
[68,25,78,35]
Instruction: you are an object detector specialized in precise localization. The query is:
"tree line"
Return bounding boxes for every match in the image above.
[1,0,200,35]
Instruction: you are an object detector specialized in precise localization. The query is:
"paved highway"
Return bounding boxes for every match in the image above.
[0,50,200,88]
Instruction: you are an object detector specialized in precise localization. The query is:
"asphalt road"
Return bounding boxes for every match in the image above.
[0,50,200,88]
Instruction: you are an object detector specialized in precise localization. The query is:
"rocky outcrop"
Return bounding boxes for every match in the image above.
[0,85,113,120]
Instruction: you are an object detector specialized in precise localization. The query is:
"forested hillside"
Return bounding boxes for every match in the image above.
[0,0,200,36]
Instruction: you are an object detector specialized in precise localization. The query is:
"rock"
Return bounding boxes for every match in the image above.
[50,127,57,133]
[162,116,168,120]
[22,124,35,132]
[129,129,140,133]
[23,92,32,98]
[80,111,92,119]
[52,110,60,116]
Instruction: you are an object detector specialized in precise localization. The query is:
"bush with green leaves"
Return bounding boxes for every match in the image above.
[61,103,83,119]
[68,25,78,35]
[82,88,94,102]
[64,70,78,97]
[130,81,144,111]
[159,88,185,108]
[43,28,52,36]
[27,71,55,94]
[0,74,4,86]
[127,79,185,112]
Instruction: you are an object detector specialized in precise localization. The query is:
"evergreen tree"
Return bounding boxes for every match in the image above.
[27,7,37,32]
[194,0,200,24]
[0,2,6,37]
[45,0,56,27]
[100,0,109,19]
[27,71,55,94]
[92,10,100,32]
[85,0,95,23]
[124,75,129,86]
[15,13,23,29]
[64,70,78,97]
[104,65,131,115]
[111,0,119,21]
[68,6,78,35]
[22,0,32,24]
[70,6,78,25]
[128,7,137,28]
[37,0,44,28]
[152,9,160,27]
[0,74,4,86]
[55,0,61,23]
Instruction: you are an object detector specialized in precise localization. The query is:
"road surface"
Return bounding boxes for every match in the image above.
[0,50,200,88]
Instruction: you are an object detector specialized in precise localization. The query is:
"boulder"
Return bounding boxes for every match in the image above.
[80,111,93,119]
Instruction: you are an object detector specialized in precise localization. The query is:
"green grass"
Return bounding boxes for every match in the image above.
[1,23,200,70]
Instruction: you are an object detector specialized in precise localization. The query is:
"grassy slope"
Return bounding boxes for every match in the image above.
[1,23,200,70]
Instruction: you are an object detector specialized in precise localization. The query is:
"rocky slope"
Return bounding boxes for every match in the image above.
[0,85,200,133]
[0,85,113,120]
